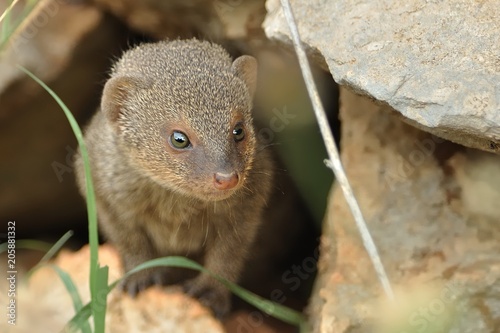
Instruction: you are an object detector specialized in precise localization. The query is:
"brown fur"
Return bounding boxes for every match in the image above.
[74,39,274,317]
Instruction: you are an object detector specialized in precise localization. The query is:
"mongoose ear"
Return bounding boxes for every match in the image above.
[232,55,257,98]
[101,76,139,130]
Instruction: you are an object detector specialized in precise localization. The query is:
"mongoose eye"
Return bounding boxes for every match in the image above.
[232,124,245,142]
[170,131,191,149]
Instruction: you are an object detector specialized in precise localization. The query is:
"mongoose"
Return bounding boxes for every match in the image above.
[74,39,274,317]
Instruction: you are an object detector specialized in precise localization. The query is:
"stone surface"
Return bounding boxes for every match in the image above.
[214,0,266,40]
[0,0,103,116]
[264,0,500,153]
[308,87,500,332]
[0,245,225,333]
[91,0,270,42]
[91,0,224,40]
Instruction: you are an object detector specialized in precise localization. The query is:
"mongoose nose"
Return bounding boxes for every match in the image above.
[213,172,239,190]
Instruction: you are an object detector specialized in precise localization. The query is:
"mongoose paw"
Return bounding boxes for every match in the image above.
[120,268,169,297]
[183,278,231,319]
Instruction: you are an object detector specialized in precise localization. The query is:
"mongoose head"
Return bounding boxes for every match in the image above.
[101,40,258,201]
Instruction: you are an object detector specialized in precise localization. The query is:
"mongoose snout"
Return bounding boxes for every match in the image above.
[213,171,239,190]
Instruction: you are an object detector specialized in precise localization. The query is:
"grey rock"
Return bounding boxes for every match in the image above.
[307,87,500,333]
[264,0,500,152]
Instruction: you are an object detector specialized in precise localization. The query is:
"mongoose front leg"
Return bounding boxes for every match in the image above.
[99,210,172,296]
[118,237,168,297]
[183,213,261,318]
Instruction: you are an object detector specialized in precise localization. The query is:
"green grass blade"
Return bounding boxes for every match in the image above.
[18,65,102,333]
[221,280,305,325]
[22,0,39,17]
[1,231,74,281]
[39,230,74,264]
[299,320,310,333]
[124,257,306,325]
[0,0,18,23]
[0,231,72,255]
[0,239,52,253]
[25,231,74,279]
[64,256,307,331]
[126,256,204,275]
[0,0,38,52]
[50,265,92,333]
[63,303,92,333]
[127,257,307,325]
[0,0,13,44]
[92,265,109,333]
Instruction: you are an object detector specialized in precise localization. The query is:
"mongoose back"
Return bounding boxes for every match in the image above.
[74,39,274,317]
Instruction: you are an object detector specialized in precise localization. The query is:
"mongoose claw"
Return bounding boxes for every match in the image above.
[119,268,168,297]
[183,278,231,319]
